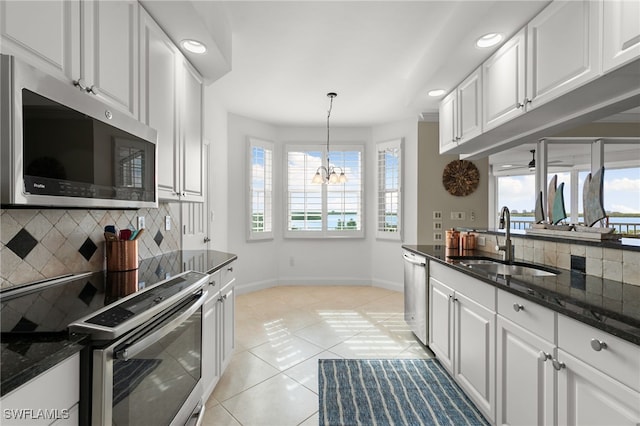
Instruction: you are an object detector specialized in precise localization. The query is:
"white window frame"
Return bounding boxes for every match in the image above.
[247,137,274,241]
[284,143,365,239]
[376,138,403,240]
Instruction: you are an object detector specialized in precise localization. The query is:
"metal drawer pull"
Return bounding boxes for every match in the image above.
[590,338,608,351]
[228,267,234,272]
[538,351,552,362]
[552,359,566,371]
[513,303,525,312]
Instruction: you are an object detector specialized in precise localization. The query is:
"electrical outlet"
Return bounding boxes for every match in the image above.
[165,216,171,231]
[137,216,145,229]
[478,236,486,246]
[433,232,443,241]
[433,221,442,230]
[471,210,476,221]
[451,211,465,220]
[433,211,442,220]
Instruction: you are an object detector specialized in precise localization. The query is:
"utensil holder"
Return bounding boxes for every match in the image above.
[106,240,139,271]
[105,270,139,304]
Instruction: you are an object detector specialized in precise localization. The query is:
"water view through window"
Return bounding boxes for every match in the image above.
[497,166,640,236]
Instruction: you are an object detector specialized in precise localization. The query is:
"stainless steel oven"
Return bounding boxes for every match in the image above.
[70,270,209,426]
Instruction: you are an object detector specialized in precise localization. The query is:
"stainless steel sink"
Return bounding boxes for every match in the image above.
[453,257,559,277]
[466,263,557,276]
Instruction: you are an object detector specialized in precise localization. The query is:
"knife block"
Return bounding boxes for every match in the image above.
[106,240,139,271]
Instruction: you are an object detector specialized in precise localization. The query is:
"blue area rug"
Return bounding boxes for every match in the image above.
[318,358,489,426]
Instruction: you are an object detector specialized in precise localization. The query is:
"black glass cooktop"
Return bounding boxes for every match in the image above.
[84,275,190,328]
[1,273,109,334]
[0,269,168,334]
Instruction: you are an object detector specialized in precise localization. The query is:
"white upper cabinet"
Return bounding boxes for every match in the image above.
[81,0,139,117]
[441,0,640,156]
[526,0,602,110]
[482,28,527,132]
[603,0,640,72]
[140,7,180,200]
[439,67,482,154]
[438,91,458,153]
[1,0,139,118]
[140,6,204,202]
[180,58,204,201]
[457,68,483,143]
[0,0,79,81]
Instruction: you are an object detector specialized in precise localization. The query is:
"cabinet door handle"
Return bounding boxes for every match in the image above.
[538,351,552,362]
[525,98,532,105]
[73,79,87,91]
[552,359,566,371]
[513,303,525,312]
[209,280,216,286]
[590,338,608,351]
[204,237,211,243]
[86,85,98,95]
[227,267,234,272]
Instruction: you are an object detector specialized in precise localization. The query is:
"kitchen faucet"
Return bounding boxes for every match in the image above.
[496,206,514,263]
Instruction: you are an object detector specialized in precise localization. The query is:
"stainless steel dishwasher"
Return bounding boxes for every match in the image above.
[403,249,428,345]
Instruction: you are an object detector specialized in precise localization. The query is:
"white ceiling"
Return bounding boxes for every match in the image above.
[202,1,551,127]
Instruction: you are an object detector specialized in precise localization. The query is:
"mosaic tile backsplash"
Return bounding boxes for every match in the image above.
[1,203,181,288]
[473,231,640,287]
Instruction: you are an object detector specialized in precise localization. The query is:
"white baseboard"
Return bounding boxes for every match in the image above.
[235,278,278,295]
[236,277,404,295]
[371,278,403,293]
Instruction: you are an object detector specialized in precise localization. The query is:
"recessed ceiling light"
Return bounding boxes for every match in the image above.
[428,89,446,97]
[476,33,503,48]
[181,39,207,54]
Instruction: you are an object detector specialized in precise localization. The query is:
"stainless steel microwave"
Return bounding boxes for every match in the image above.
[1,55,158,209]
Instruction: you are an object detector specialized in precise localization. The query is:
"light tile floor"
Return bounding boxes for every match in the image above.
[202,285,433,426]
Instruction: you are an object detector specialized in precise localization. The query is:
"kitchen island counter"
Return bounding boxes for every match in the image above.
[403,245,640,346]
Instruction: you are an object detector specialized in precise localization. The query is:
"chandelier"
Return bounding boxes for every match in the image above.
[312,92,347,184]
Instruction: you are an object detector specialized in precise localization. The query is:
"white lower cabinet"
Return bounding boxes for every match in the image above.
[557,350,640,426]
[202,270,221,399]
[454,290,495,422]
[203,261,236,400]
[497,316,555,426]
[219,263,236,372]
[429,262,495,423]
[430,261,640,426]
[496,289,556,426]
[0,353,79,426]
[556,315,640,426]
[429,276,454,372]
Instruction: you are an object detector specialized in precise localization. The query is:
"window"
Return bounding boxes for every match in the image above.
[376,139,403,240]
[285,144,364,238]
[248,138,273,240]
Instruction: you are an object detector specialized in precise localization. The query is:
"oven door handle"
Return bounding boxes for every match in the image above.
[115,289,208,361]
[185,400,205,426]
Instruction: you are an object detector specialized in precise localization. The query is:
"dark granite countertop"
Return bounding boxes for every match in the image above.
[403,245,640,346]
[0,249,237,396]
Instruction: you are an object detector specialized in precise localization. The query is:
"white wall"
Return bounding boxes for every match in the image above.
[275,126,373,288]
[226,114,280,292]
[204,84,229,252]
[206,93,417,294]
[370,118,419,290]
